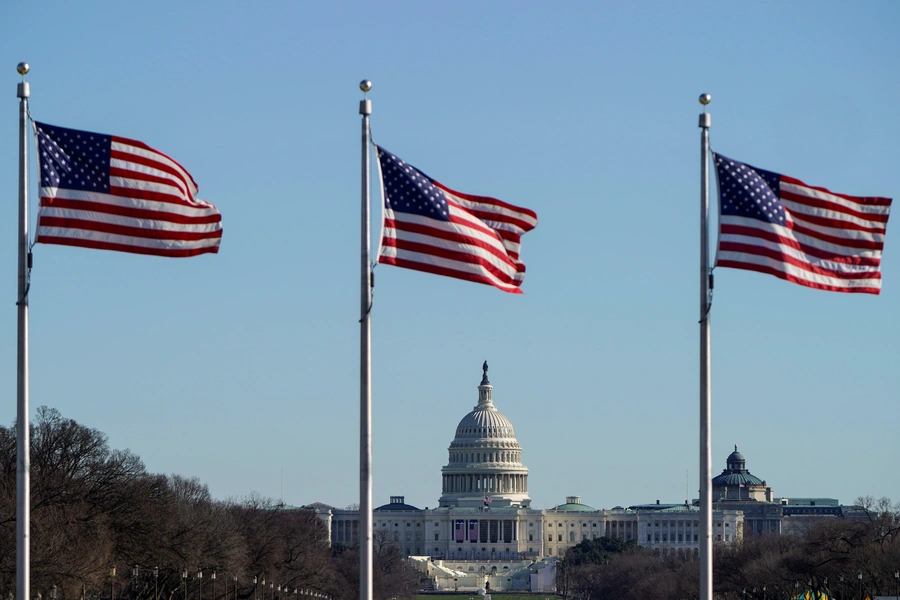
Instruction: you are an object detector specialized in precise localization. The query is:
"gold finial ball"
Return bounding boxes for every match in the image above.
[16,62,30,76]
[359,80,372,92]
[699,93,712,105]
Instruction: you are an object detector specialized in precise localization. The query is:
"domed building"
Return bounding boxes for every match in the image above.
[439,363,530,509]
[712,445,773,502]
[311,363,745,592]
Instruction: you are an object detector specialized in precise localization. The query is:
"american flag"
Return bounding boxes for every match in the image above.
[376,146,537,294]
[714,153,891,294]
[483,496,492,505]
[34,122,222,257]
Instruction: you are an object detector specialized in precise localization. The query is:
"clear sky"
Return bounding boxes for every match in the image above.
[1,1,897,513]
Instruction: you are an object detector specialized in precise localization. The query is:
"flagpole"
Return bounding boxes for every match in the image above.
[358,80,373,600]
[698,92,712,600]
[15,61,32,600]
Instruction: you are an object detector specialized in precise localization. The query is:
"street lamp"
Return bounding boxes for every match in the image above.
[894,571,899,600]
[133,565,140,598]
[154,567,159,600]
[111,567,117,600]
[198,571,203,600]
[234,576,238,600]
[211,571,216,600]
[253,577,259,600]
[858,573,863,600]
[183,570,189,600]
[50,585,57,600]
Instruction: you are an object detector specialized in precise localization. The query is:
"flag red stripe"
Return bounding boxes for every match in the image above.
[107,185,214,209]
[385,218,519,271]
[432,180,538,222]
[381,236,524,283]
[37,217,223,242]
[781,188,891,224]
[718,241,881,279]
[378,255,523,294]
[39,196,222,225]
[109,165,187,195]
[112,135,198,191]
[34,236,219,258]
[719,224,882,265]
[110,152,194,199]
[780,175,893,207]
[716,259,881,294]
[787,210,887,234]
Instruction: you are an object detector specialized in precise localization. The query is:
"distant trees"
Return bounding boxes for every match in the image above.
[0,408,417,600]
[561,501,900,600]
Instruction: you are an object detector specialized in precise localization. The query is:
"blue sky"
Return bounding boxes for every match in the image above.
[0,0,897,512]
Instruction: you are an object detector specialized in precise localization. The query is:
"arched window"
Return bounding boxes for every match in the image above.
[569,532,575,542]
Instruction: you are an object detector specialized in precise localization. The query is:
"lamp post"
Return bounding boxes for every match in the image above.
[253,577,259,600]
[894,571,899,600]
[50,585,57,600]
[234,576,238,600]
[133,565,140,598]
[198,571,203,600]
[269,582,274,600]
[154,567,159,600]
[111,567,117,600]
[183,570,188,600]
[211,571,216,600]
[857,573,862,600]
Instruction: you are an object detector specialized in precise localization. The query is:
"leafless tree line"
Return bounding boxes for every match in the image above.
[0,408,418,600]
[560,497,900,600]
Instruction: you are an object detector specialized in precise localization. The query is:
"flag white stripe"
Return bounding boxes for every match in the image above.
[41,187,221,218]
[785,213,886,245]
[108,175,211,207]
[110,160,190,199]
[38,206,223,234]
[35,226,221,251]
[112,140,199,196]
[389,207,514,261]
[382,225,523,282]
[782,198,889,231]
[716,251,881,290]
[720,215,885,258]
[379,245,523,291]
[446,191,539,229]
[782,181,892,217]
[719,231,881,274]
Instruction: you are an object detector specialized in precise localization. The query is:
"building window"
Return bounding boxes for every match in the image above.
[592,523,597,527]
[569,532,575,542]
[557,534,562,542]
[548,535,553,542]
[529,534,533,541]
[435,533,439,541]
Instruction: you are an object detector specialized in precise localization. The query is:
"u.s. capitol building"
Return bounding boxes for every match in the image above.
[302,364,851,592]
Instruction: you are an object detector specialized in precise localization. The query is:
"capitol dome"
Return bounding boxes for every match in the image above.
[438,362,530,509]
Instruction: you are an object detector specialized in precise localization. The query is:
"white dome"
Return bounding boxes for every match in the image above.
[438,363,530,508]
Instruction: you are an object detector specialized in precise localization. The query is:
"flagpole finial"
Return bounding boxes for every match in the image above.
[17,63,30,99]
[359,80,372,116]
[698,93,711,128]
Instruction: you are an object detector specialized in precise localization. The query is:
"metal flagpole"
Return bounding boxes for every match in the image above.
[358,80,373,600]
[698,92,712,600]
[16,61,32,600]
